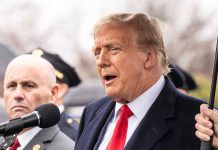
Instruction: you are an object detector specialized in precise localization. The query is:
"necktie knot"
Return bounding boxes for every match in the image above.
[120,105,133,120]
[9,138,20,150]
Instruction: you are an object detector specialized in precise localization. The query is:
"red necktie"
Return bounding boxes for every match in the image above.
[9,138,20,150]
[107,105,133,150]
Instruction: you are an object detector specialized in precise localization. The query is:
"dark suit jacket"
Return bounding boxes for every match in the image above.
[24,125,75,150]
[75,78,205,150]
[58,112,79,141]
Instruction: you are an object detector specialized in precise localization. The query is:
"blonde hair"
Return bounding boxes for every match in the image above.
[93,13,169,75]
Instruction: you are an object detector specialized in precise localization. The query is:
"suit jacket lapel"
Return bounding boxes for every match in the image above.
[23,125,60,150]
[94,106,115,150]
[125,78,177,150]
[76,100,115,150]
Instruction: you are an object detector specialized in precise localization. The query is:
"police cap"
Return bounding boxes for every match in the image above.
[168,64,197,91]
[29,48,81,87]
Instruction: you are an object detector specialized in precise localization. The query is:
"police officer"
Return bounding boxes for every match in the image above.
[168,63,197,94]
[29,48,81,141]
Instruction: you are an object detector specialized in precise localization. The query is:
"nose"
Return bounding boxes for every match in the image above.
[97,50,110,68]
[13,86,25,102]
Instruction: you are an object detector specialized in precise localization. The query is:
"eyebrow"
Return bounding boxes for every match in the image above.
[92,44,110,54]
[93,42,121,50]
[6,80,37,85]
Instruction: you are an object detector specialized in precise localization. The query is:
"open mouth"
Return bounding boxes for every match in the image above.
[104,75,117,83]
[105,75,116,81]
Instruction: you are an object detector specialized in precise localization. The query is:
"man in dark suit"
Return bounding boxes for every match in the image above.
[3,55,74,149]
[75,13,204,150]
[29,48,81,141]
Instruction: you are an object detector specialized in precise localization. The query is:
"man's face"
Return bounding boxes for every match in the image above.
[93,25,148,102]
[3,64,54,119]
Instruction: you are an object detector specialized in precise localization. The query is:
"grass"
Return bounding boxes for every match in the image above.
[189,74,218,107]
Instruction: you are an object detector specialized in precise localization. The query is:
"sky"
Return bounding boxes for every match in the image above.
[0,0,218,77]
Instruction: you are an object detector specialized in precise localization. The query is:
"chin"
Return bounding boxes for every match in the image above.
[106,89,123,101]
[105,89,116,97]
[10,111,26,119]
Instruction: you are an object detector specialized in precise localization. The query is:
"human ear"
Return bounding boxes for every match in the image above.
[50,84,59,103]
[144,47,158,69]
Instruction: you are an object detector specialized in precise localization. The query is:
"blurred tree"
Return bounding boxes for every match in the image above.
[0,0,217,80]
[127,0,218,77]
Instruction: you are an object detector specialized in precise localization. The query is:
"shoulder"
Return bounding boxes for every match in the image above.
[165,76,205,109]
[54,130,75,146]
[82,96,114,119]
[58,112,79,140]
[85,96,112,110]
[77,96,114,135]
[46,126,75,149]
[24,126,75,150]
[175,92,205,118]
[81,96,112,115]
[79,96,111,115]
[162,77,205,116]
[59,112,80,128]
[177,92,205,108]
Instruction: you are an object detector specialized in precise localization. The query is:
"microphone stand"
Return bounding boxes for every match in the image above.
[200,37,218,150]
[0,117,24,150]
[0,133,18,150]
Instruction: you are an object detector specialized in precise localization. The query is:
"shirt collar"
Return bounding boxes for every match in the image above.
[114,75,165,120]
[17,127,42,149]
[58,104,64,114]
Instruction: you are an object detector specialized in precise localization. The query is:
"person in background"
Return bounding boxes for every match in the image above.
[3,54,74,149]
[75,12,204,150]
[168,63,197,94]
[195,104,218,149]
[29,48,81,141]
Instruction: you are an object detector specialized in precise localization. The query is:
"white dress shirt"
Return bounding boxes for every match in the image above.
[98,76,165,150]
[59,104,64,114]
[6,127,42,150]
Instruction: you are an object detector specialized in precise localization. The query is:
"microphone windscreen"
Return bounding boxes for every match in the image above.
[35,103,60,128]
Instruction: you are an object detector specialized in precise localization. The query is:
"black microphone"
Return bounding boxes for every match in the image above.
[0,103,60,136]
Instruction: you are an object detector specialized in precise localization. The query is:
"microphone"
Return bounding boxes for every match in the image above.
[0,103,60,136]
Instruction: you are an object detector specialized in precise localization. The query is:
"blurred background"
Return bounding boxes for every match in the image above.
[0,0,218,118]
